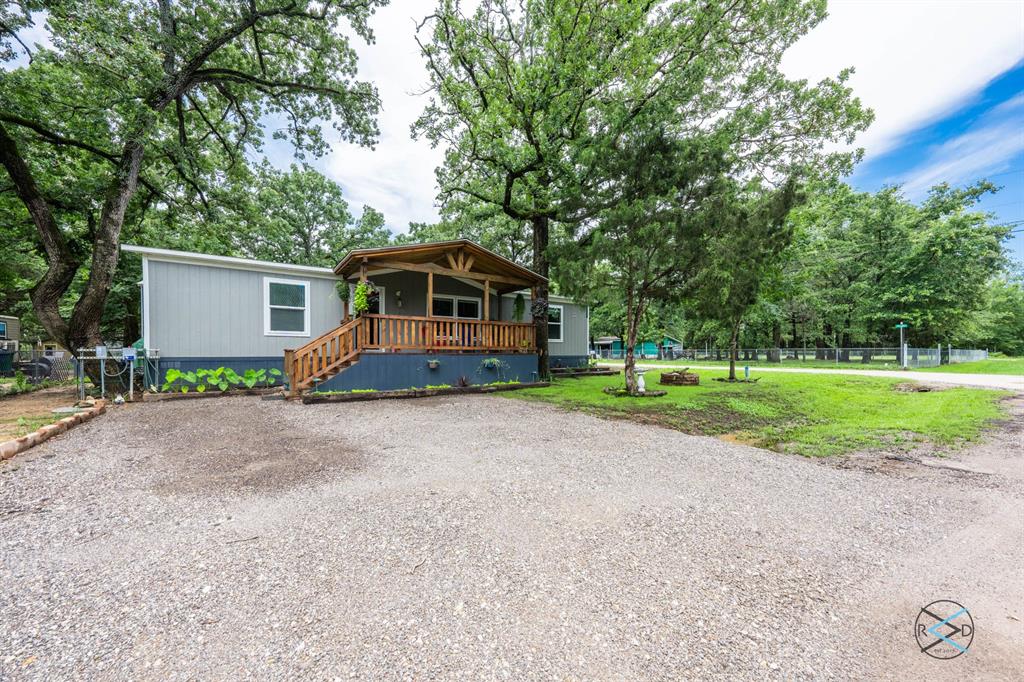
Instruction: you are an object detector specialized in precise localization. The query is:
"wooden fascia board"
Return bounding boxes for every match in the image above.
[370,259,537,287]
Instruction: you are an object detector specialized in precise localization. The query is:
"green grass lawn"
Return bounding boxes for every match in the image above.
[914,357,1024,375]
[506,369,1008,457]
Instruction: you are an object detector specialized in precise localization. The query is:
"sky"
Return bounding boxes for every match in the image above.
[276,0,1024,260]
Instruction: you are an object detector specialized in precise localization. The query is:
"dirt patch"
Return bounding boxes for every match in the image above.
[0,385,81,439]
[830,395,1024,485]
[123,399,365,496]
[892,381,950,392]
[565,400,773,438]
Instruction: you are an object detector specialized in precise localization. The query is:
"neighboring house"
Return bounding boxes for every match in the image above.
[0,315,19,352]
[122,240,589,393]
[592,335,681,359]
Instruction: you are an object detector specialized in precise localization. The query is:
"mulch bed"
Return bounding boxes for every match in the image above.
[302,382,550,404]
[141,387,283,401]
[601,387,668,398]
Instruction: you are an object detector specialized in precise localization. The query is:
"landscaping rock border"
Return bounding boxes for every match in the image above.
[301,381,550,404]
[0,400,107,461]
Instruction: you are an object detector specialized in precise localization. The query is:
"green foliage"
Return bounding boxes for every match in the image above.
[235,163,393,267]
[771,181,1014,350]
[317,388,377,395]
[161,366,282,393]
[353,281,375,315]
[0,0,387,352]
[512,294,525,323]
[478,357,507,371]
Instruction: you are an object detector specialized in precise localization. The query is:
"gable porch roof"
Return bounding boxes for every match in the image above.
[334,239,546,293]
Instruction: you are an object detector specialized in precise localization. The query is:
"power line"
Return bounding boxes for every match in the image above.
[976,167,1024,180]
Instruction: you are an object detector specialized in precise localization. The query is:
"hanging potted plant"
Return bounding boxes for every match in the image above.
[513,293,525,322]
[427,358,441,370]
[353,281,376,316]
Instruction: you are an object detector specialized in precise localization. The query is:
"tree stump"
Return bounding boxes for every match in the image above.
[659,369,699,386]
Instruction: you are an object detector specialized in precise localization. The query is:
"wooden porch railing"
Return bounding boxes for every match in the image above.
[285,314,536,394]
[285,316,363,391]
[359,314,536,353]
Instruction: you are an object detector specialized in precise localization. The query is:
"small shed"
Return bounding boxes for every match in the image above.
[0,315,20,352]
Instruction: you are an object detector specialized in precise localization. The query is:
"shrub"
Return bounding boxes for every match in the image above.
[162,367,283,393]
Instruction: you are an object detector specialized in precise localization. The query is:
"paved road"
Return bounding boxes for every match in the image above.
[600,362,1024,392]
[2,395,1021,679]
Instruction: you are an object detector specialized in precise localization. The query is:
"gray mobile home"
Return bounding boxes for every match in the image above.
[123,240,588,393]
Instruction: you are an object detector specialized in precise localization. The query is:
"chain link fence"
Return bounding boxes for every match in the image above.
[0,348,76,383]
[595,346,988,370]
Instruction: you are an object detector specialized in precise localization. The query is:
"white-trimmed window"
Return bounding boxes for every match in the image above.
[548,304,563,342]
[432,295,481,319]
[0,320,6,339]
[264,277,310,336]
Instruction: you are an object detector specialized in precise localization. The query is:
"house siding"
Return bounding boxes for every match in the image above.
[499,297,589,363]
[146,259,343,358]
[140,252,589,381]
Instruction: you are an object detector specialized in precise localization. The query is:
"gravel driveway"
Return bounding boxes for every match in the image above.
[2,395,1021,680]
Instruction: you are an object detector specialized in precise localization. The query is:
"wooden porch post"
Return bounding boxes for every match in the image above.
[359,257,368,282]
[426,271,433,316]
[426,270,434,351]
[483,279,490,320]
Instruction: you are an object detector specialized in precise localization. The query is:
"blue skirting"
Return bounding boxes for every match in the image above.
[318,352,539,392]
[159,353,539,392]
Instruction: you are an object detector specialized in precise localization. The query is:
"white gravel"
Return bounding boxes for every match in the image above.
[1,395,1021,680]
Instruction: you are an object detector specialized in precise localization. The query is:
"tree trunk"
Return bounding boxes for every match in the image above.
[66,139,145,353]
[623,287,644,394]
[771,320,782,362]
[0,120,144,383]
[531,214,550,378]
[0,123,78,344]
[729,318,741,381]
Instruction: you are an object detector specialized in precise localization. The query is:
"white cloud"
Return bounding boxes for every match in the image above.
[321,1,446,233]
[899,92,1024,197]
[781,0,1024,158]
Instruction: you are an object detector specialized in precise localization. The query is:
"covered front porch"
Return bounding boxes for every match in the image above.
[285,240,545,393]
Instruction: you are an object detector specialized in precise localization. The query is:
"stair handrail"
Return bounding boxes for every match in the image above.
[286,316,363,392]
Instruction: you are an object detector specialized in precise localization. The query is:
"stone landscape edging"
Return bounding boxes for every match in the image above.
[301,381,550,404]
[0,400,107,461]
